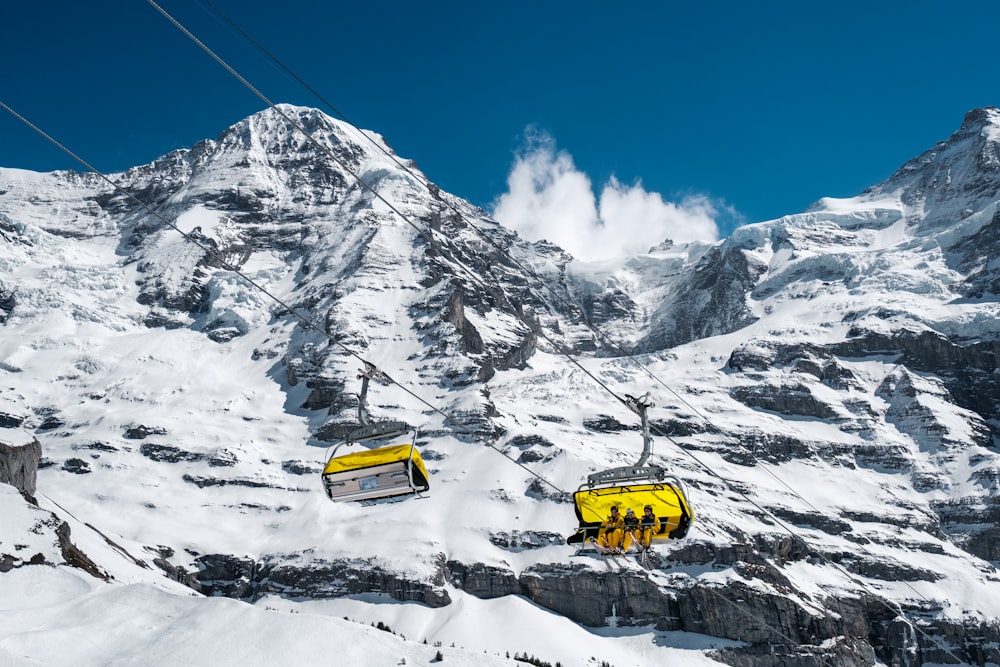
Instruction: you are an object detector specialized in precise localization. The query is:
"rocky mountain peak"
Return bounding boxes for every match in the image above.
[218,104,388,162]
[957,105,1000,135]
[863,106,1000,226]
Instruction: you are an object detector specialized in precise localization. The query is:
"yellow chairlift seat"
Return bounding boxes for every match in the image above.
[567,393,694,549]
[570,476,694,545]
[320,364,432,504]
[322,441,429,503]
[322,420,429,503]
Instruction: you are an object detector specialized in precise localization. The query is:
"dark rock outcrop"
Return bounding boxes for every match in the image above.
[166,552,452,607]
[730,382,838,420]
[637,241,767,352]
[835,327,1000,435]
[0,438,42,497]
[445,561,520,599]
[56,522,110,581]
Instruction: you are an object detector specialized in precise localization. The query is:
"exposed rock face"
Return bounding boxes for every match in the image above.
[15,106,573,432]
[147,532,998,667]
[509,550,993,667]
[55,522,109,581]
[710,637,877,667]
[868,107,1000,230]
[932,495,1000,562]
[835,328,1000,437]
[636,240,768,352]
[950,207,1000,298]
[0,280,16,324]
[170,552,451,608]
[721,321,1000,574]
[0,484,108,581]
[730,382,838,419]
[445,560,520,599]
[0,438,41,498]
[520,562,677,627]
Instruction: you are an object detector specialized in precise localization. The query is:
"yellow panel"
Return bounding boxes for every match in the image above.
[323,443,426,479]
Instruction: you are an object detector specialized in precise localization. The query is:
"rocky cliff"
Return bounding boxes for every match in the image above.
[0,437,40,498]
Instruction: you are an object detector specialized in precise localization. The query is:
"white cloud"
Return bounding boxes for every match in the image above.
[492,131,729,262]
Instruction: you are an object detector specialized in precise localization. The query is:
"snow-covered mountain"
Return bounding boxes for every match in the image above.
[2,104,1000,666]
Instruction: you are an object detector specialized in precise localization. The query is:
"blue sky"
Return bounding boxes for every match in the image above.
[2,1,998,255]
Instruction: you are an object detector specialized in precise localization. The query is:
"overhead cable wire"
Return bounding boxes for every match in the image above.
[186,9,841,559]
[197,0,356,128]
[54,15,800,662]
[190,0,863,542]
[0,16,836,661]
[187,0,803,508]
[187,4,773,514]
[188,0,881,538]
[185,1,803,540]
[0,16,906,667]
[129,8,844,662]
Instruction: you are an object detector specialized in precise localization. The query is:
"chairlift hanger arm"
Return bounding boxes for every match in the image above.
[355,362,400,428]
[619,392,655,468]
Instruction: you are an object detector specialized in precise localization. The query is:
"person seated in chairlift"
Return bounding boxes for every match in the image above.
[593,505,625,553]
[638,504,661,551]
[621,507,642,553]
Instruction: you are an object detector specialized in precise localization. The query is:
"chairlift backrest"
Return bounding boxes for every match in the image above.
[587,465,667,487]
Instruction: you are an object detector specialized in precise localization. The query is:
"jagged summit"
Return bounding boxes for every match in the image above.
[957,104,1000,132]
[208,104,402,177]
[858,105,1000,226]
[149,104,397,166]
[2,105,1000,666]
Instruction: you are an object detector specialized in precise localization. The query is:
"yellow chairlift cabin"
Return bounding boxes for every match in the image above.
[321,364,430,504]
[568,393,694,551]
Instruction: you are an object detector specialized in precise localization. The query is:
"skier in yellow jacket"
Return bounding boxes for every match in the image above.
[638,504,661,550]
[621,507,643,553]
[593,505,625,553]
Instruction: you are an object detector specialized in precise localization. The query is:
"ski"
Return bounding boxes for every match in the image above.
[589,538,630,570]
[604,552,629,571]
